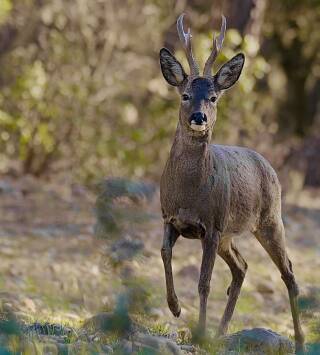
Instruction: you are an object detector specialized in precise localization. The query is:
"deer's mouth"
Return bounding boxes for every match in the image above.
[190,121,207,132]
[189,112,207,132]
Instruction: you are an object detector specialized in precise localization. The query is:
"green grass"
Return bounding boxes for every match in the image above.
[235,292,259,314]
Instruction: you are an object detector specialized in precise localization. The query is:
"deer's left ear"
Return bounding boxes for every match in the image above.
[160,48,187,87]
[214,53,245,90]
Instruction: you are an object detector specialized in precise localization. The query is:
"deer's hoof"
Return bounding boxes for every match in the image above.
[173,307,181,318]
[168,301,181,317]
[170,304,181,317]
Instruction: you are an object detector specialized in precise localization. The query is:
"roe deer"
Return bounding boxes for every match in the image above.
[159,13,304,352]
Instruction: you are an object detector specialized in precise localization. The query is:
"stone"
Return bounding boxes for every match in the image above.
[119,340,132,353]
[220,328,294,354]
[180,344,196,353]
[134,332,182,354]
[101,344,113,353]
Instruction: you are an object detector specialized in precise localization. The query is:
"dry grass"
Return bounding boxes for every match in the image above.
[0,176,319,352]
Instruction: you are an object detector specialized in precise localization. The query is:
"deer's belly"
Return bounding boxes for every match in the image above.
[171,219,203,239]
[167,208,206,239]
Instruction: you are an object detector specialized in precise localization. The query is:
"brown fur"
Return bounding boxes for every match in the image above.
[159,15,304,353]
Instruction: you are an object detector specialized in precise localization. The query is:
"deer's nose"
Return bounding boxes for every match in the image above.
[190,112,207,125]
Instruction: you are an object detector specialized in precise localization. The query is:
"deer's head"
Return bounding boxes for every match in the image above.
[160,14,244,138]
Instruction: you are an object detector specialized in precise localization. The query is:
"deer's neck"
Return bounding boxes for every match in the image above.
[169,123,213,181]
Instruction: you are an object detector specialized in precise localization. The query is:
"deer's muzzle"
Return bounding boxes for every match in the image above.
[190,112,207,132]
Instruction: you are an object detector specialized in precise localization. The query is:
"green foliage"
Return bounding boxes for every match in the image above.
[0,0,268,180]
[263,0,320,136]
[0,0,319,179]
[0,0,175,180]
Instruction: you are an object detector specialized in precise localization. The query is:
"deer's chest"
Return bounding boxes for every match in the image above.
[160,163,215,236]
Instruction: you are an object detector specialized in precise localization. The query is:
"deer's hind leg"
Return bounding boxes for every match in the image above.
[217,238,248,336]
[254,218,305,352]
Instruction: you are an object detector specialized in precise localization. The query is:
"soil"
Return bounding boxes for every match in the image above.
[0,175,319,351]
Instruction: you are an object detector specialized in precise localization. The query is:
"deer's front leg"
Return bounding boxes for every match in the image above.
[161,223,180,317]
[198,230,220,333]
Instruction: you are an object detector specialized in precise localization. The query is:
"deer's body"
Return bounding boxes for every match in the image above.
[159,14,304,353]
[161,142,280,239]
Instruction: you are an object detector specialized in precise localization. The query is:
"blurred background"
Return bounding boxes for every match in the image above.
[0,0,320,353]
[0,0,319,185]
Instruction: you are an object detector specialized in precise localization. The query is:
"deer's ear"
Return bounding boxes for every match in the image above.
[160,48,187,87]
[214,53,245,90]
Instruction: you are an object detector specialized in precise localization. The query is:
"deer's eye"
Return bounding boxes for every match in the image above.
[182,94,190,101]
[210,96,217,103]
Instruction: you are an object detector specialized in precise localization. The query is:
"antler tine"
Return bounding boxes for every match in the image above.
[177,13,199,77]
[203,15,226,77]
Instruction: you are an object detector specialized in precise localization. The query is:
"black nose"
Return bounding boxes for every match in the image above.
[190,112,207,125]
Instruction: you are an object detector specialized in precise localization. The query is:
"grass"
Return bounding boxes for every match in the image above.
[1,178,320,354]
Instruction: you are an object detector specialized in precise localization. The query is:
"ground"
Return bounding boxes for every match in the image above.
[0,176,319,353]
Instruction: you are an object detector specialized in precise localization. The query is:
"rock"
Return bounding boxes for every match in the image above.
[220,328,294,354]
[169,331,179,342]
[180,344,196,353]
[119,340,133,353]
[134,333,182,354]
[101,344,113,353]
[24,322,74,337]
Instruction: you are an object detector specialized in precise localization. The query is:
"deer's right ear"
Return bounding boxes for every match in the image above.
[160,48,187,87]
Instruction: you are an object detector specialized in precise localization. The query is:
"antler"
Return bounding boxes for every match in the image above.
[177,14,199,77]
[203,15,226,77]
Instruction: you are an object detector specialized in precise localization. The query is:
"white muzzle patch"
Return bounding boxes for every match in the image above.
[190,121,206,132]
